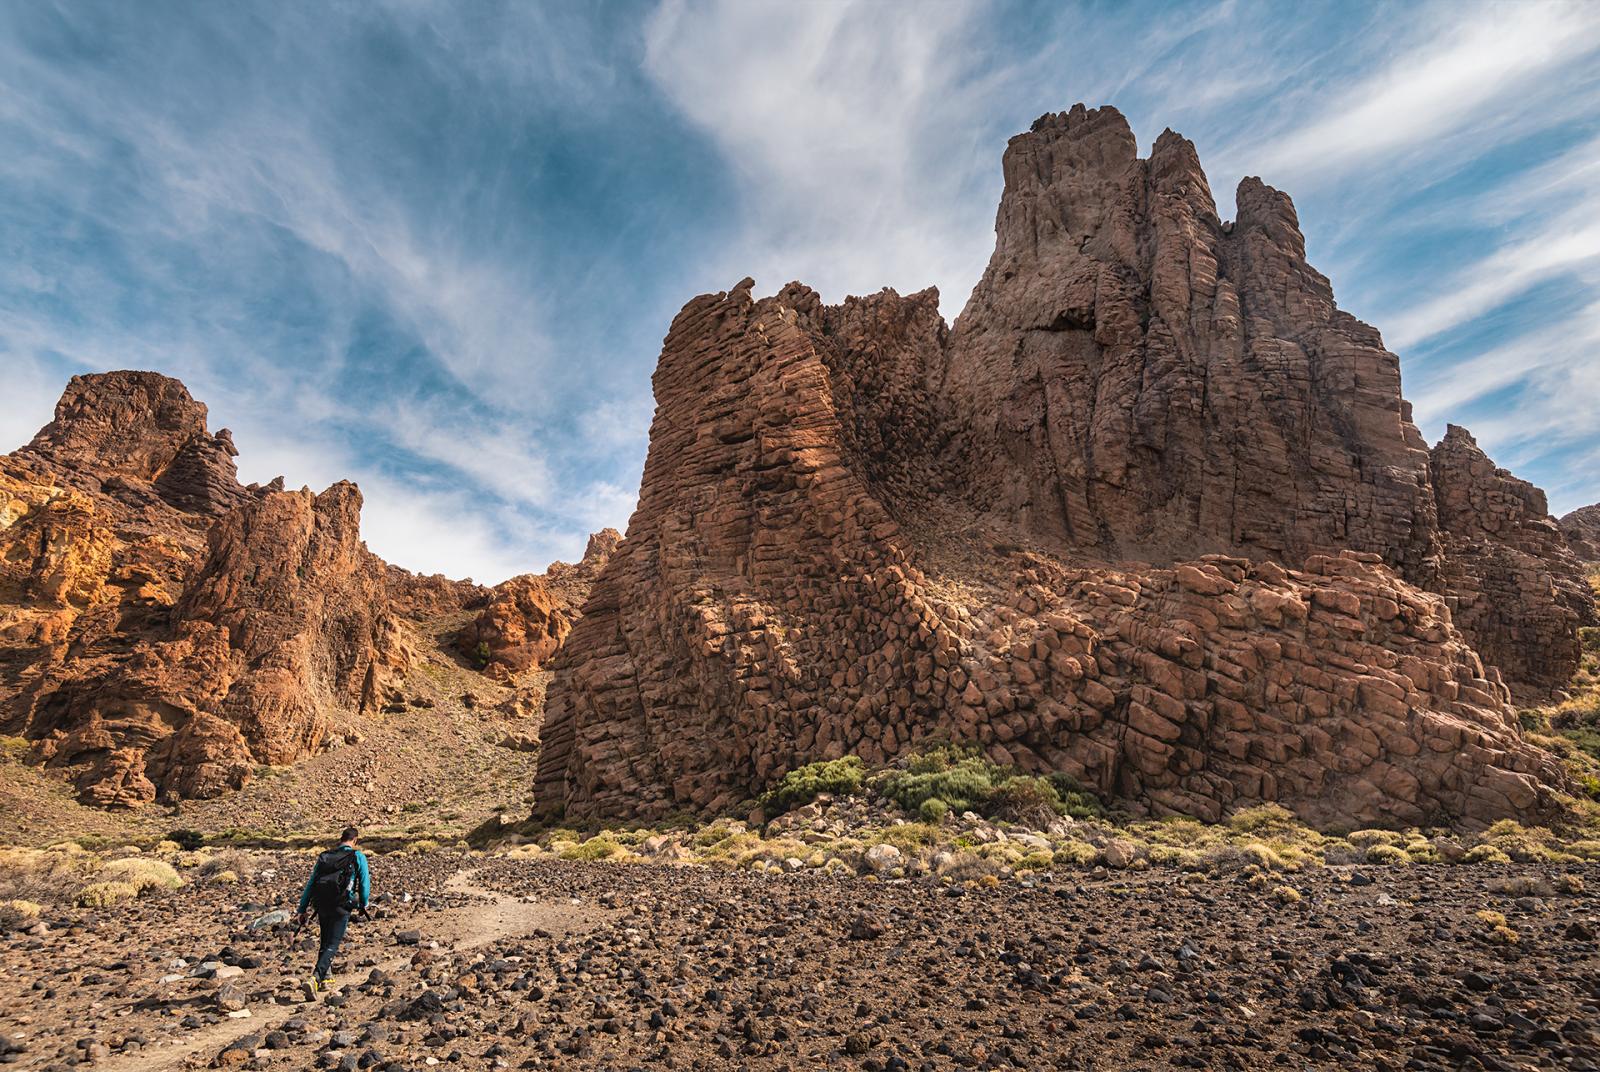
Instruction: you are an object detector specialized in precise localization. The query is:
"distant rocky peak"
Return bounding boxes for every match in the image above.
[583,527,622,566]
[26,370,249,515]
[27,371,211,479]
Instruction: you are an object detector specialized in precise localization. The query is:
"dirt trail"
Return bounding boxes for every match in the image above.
[102,867,609,1072]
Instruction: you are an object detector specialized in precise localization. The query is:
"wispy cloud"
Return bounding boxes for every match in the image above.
[643,0,1003,312]
[1245,1,1600,184]
[4,0,1599,570]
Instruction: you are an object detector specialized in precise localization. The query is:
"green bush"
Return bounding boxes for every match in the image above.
[876,747,1003,815]
[876,746,1104,824]
[762,756,866,812]
[1045,772,1105,819]
[559,836,621,861]
[918,797,949,824]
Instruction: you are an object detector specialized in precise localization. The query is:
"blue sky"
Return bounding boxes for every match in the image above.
[3,0,1598,583]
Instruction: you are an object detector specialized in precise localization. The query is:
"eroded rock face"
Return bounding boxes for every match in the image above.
[1430,426,1597,701]
[23,371,251,516]
[1,372,408,806]
[943,107,1437,574]
[1560,504,1600,563]
[537,106,1585,827]
[454,528,619,681]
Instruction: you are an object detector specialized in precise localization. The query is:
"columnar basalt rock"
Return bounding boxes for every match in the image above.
[2,372,410,806]
[454,528,620,681]
[1429,426,1597,700]
[537,105,1588,827]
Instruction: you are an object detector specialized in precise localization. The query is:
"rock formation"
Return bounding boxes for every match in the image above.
[1429,426,1597,699]
[1560,503,1600,563]
[455,529,619,682]
[537,105,1590,827]
[943,110,1438,576]
[1,372,408,806]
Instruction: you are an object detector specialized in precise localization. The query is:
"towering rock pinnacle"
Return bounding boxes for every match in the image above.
[944,105,1435,572]
[537,105,1591,827]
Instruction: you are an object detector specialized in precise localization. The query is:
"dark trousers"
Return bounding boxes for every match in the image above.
[314,906,351,980]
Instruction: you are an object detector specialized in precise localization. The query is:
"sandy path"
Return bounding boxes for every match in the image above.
[101,867,609,1072]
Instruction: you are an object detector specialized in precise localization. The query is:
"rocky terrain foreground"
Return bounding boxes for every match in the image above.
[0,848,1597,1072]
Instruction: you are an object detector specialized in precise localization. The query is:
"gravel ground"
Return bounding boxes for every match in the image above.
[2,855,1597,1071]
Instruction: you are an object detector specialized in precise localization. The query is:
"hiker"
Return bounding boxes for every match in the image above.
[295,825,370,995]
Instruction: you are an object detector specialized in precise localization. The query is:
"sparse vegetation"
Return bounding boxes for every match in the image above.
[762,756,866,813]
[98,857,183,893]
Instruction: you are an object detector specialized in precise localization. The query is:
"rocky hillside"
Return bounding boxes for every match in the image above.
[0,372,589,811]
[537,105,1596,827]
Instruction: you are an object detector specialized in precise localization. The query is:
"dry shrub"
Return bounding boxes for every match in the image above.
[0,900,41,930]
[97,857,183,894]
[0,847,97,906]
[78,881,138,908]
[195,850,256,882]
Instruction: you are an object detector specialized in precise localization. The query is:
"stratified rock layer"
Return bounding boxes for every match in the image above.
[2,372,407,806]
[943,111,1437,575]
[454,528,619,682]
[538,106,1589,827]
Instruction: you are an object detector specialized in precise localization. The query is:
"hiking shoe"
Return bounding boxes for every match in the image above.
[300,978,319,1002]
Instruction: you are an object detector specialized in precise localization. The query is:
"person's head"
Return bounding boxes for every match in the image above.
[338,826,359,847]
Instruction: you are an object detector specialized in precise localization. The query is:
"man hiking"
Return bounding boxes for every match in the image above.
[296,826,370,997]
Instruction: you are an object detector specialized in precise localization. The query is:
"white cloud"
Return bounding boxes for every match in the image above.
[642,0,1000,314]
[355,476,574,585]
[1385,211,1600,350]
[380,399,554,509]
[1247,2,1600,183]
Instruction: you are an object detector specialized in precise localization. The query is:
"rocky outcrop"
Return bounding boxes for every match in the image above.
[537,105,1584,827]
[22,371,251,516]
[1430,427,1597,700]
[942,108,1437,575]
[455,528,619,681]
[2,372,409,806]
[383,565,490,620]
[1560,503,1600,563]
